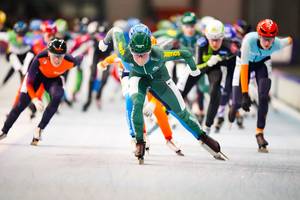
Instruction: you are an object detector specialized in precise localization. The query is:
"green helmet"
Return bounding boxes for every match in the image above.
[129,32,152,54]
[181,12,197,25]
[55,18,68,34]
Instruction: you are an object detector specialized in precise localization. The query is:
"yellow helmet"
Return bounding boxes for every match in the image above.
[0,10,6,24]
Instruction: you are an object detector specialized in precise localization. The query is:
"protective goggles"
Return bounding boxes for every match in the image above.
[130,49,151,57]
[49,52,65,58]
[260,36,275,42]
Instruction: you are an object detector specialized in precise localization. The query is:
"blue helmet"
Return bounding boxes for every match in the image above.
[129,23,151,39]
[126,17,140,32]
[13,21,28,36]
[29,19,42,31]
[224,23,237,39]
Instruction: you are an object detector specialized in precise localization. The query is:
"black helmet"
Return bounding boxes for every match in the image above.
[47,38,67,55]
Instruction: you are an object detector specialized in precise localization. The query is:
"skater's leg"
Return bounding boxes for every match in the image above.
[125,94,135,138]
[129,76,148,143]
[150,95,173,141]
[1,92,31,134]
[204,68,222,131]
[151,79,204,139]
[96,65,110,101]
[83,63,97,111]
[178,74,201,98]
[255,70,271,133]
[1,67,15,86]
[38,82,64,129]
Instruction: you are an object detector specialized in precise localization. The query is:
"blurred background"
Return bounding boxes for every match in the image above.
[0,0,299,110]
[1,0,299,36]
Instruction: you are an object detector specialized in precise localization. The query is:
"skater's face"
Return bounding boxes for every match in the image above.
[182,24,196,37]
[132,51,150,66]
[208,38,223,51]
[259,36,275,50]
[49,52,64,67]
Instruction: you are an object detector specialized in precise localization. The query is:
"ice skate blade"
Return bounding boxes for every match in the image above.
[213,152,229,161]
[201,143,228,161]
[219,151,229,160]
[176,150,184,156]
[258,148,269,153]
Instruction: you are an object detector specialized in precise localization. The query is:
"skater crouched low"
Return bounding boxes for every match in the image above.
[99,24,228,164]
[0,38,82,145]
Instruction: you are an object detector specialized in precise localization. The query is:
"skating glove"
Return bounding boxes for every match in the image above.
[32,98,44,112]
[98,40,108,52]
[207,55,222,67]
[190,69,201,77]
[97,60,108,71]
[241,93,251,112]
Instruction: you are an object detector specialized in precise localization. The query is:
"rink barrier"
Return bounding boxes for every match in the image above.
[271,69,300,112]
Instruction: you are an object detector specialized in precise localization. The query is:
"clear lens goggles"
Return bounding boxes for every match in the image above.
[130,50,151,57]
[49,52,65,58]
[261,36,275,42]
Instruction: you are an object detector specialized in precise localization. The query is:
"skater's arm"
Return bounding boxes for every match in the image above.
[239,35,252,93]
[97,54,123,70]
[162,49,197,71]
[273,36,293,51]
[64,54,83,68]
[26,57,40,99]
[100,27,129,61]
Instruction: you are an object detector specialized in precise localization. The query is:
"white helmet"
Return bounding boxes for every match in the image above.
[205,19,225,40]
[87,21,99,34]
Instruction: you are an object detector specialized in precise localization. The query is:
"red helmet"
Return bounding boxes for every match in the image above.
[41,21,57,35]
[256,19,278,37]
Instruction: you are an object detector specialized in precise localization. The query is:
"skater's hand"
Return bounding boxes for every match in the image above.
[190,69,200,77]
[241,93,251,112]
[207,55,222,67]
[32,98,44,112]
[98,40,108,52]
[97,61,109,70]
[143,101,155,117]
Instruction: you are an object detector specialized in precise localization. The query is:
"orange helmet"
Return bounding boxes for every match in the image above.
[256,19,278,37]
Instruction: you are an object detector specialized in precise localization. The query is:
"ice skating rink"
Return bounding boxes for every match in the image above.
[0,58,300,200]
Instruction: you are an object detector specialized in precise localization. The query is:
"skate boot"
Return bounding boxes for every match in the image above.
[166,139,184,156]
[135,142,146,164]
[0,132,7,140]
[236,115,244,129]
[82,101,91,112]
[228,108,236,123]
[30,128,42,146]
[215,117,224,133]
[30,112,36,120]
[256,133,269,153]
[199,133,228,160]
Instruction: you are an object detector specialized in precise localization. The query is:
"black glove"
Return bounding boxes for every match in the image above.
[241,93,251,112]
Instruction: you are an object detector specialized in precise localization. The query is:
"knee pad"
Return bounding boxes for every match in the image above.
[258,78,271,101]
